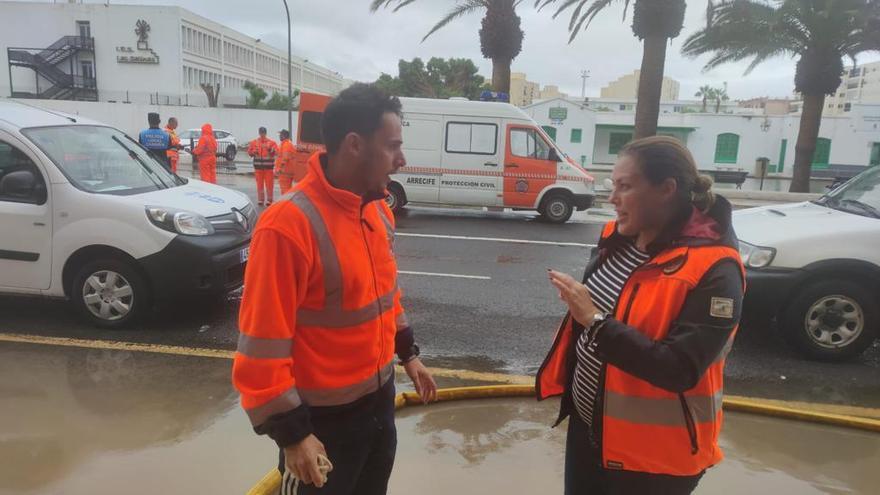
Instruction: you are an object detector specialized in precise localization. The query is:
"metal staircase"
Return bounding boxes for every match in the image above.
[7,35,97,101]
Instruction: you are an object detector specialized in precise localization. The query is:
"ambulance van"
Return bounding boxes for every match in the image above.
[296,94,595,223]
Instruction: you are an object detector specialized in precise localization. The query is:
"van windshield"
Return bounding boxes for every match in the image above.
[818,166,880,219]
[22,125,181,195]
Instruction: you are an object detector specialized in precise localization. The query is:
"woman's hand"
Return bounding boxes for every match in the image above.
[549,270,600,327]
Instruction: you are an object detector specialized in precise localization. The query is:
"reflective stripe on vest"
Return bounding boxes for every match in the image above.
[237,333,292,360]
[290,192,398,328]
[605,390,723,427]
[245,385,303,426]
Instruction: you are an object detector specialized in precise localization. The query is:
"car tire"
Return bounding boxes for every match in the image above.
[386,183,406,213]
[780,279,878,361]
[539,194,574,224]
[72,258,150,329]
[225,145,237,162]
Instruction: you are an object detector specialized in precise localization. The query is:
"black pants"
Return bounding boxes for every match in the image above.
[278,382,397,495]
[565,414,703,495]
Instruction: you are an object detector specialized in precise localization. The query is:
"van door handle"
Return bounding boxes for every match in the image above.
[484,162,498,167]
[505,163,519,168]
[33,222,46,227]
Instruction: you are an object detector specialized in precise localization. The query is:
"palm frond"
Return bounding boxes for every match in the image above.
[422,0,488,42]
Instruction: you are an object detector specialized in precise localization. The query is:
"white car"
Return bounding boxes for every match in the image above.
[179,128,239,162]
[734,166,880,360]
[0,102,255,328]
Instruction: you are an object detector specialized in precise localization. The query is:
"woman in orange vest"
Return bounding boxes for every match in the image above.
[539,136,745,495]
[275,129,296,194]
[165,117,182,174]
[247,126,278,206]
[191,123,218,184]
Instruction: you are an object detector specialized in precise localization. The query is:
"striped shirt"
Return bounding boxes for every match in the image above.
[573,240,650,427]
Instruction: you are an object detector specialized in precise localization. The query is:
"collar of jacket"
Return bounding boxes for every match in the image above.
[302,152,367,218]
[599,195,738,255]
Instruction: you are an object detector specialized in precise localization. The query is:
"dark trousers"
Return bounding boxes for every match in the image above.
[565,414,703,495]
[278,382,397,495]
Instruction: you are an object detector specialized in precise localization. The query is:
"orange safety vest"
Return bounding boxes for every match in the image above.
[247,137,278,170]
[233,152,407,428]
[165,126,180,159]
[275,139,296,177]
[537,221,744,476]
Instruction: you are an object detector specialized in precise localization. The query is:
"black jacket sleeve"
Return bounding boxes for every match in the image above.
[593,259,744,393]
[254,405,313,449]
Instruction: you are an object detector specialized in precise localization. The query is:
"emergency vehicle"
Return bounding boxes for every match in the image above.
[296,93,595,223]
[0,102,254,328]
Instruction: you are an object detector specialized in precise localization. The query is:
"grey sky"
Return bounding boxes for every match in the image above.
[48,1,880,100]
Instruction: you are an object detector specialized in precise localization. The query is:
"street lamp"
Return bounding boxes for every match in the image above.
[282,0,292,133]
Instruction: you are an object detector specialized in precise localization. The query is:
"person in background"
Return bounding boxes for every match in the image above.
[275,129,296,194]
[538,136,745,495]
[247,127,279,206]
[164,117,183,174]
[191,123,218,184]
[138,112,171,171]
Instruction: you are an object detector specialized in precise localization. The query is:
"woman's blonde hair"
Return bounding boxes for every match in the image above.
[619,136,715,212]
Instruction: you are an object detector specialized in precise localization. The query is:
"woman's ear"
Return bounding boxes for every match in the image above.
[661,177,678,201]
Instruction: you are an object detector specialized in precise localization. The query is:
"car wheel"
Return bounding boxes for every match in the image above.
[385,183,406,213]
[72,259,150,329]
[225,145,237,162]
[539,194,574,224]
[780,279,878,361]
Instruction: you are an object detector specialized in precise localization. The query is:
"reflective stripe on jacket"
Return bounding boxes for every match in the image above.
[248,137,278,170]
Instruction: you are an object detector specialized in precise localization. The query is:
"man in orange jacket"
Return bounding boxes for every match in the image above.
[164,117,183,174]
[233,84,436,495]
[275,129,296,194]
[247,127,278,206]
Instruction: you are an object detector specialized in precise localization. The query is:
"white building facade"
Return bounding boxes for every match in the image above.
[1,1,346,107]
[826,61,880,116]
[525,98,880,176]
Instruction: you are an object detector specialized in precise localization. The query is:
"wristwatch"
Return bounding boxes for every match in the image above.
[587,312,610,343]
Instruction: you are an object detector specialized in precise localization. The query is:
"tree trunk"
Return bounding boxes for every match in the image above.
[790,92,824,193]
[701,97,707,113]
[715,99,721,113]
[492,58,511,94]
[633,34,668,139]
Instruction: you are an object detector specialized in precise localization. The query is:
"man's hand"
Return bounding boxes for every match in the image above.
[283,434,332,488]
[549,269,599,327]
[403,358,437,404]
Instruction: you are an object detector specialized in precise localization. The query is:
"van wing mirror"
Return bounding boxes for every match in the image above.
[0,169,38,199]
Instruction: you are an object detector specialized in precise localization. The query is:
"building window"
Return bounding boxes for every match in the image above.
[541,126,557,142]
[870,142,880,166]
[714,133,740,163]
[812,138,831,169]
[80,60,94,79]
[570,128,582,143]
[77,21,91,39]
[609,132,632,155]
[844,103,852,112]
[619,104,626,111]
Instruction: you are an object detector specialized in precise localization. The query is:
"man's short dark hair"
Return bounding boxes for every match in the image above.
[259,126,267,134]
[321,83,402,155]
[148,112,161,127]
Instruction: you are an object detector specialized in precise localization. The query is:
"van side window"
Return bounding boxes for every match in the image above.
[510,128,551,161]
[0,140,47,205]
[445,122,497,155]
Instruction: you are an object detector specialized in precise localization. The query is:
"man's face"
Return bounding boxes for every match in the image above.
[359,113,406,198]
[259,131,267,138]
[169,120,178,130]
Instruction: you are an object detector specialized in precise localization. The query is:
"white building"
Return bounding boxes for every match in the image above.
[826,61,880,116]
[1,1,346,107]
[525,97,880,175]
[600,70,680,101]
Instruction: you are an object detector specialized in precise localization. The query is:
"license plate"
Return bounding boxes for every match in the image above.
[240,247,250,263]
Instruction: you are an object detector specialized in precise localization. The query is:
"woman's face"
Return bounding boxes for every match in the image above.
[609,154,677,237]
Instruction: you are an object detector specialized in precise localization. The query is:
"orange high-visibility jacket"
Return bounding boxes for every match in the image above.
[247,137,278,170]
[537,211,745,476]
[275,139,296,177]
[233,152,412,447]
[165,126,180,160]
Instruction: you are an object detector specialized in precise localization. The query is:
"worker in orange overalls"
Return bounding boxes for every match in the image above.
[233,84,436,495]
[275,129,296,194]
[165,117,183,174]
[247,127,278,206]
[191,123,217,184]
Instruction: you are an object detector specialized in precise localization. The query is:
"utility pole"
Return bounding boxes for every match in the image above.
[282,0,292,133]
[580,70,590,99]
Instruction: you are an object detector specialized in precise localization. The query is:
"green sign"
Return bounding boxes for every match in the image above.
[549,107,568,121]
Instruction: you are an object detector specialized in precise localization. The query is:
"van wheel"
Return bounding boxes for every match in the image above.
[539,194,573,224]
[386,183,406,213]
[780,279,878,361]
[225,145,237,162]
[72,259,150,329]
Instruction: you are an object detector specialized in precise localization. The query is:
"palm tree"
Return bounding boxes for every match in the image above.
[536,0,687,138]
[713,84,729,113]
[370,1,524,94]
[683,0,880,193]
[695,85,715,112]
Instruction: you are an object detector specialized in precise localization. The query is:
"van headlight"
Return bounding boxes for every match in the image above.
[146,206,215,236]
[739,241,775,268]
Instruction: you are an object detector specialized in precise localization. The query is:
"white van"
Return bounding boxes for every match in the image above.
[296,95,595,223]
[0,102,254,328]
[734,166,880,361]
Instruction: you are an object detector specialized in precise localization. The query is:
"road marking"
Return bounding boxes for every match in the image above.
[397,232,595,248]
[399,270,491,280]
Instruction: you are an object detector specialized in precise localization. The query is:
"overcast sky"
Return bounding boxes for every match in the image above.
[45,0,880,100]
